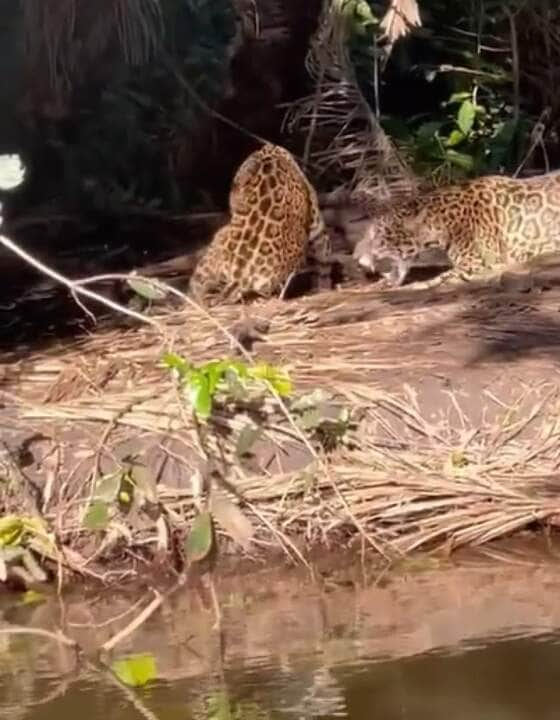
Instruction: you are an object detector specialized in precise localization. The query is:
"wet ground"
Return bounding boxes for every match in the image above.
[3,542,560,720]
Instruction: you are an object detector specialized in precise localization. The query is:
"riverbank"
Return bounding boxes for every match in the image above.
[2,257,560,587]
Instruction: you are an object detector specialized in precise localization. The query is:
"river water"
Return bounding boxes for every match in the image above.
[2,547,560,719]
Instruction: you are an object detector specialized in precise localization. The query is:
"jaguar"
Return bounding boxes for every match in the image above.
[351,170,560,287]
[189,142,332,304]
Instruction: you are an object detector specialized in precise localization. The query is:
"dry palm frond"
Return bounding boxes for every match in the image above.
[20,0,164,117]
[4,264,560,575]
[113,0,164,66]
[379,0,422,52]
[283,0,418,208]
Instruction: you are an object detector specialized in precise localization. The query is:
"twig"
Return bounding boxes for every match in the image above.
[506,8,520,128]
[96,661,163,720]
[100,576,186,654]
[67,595,146,629]
[0,233,164,332]
[100,590,164,653]
[0,626,77,647]
[514,109,550,177]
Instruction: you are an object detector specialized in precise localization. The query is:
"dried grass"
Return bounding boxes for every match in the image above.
[282,0,419,205]
[3,277,560,580]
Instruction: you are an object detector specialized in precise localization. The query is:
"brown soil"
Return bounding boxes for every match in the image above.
[2,255,560,583]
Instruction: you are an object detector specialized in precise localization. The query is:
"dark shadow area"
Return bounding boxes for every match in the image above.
[383,258,560,366]
[0,213,220,357]
[0,219,354,362]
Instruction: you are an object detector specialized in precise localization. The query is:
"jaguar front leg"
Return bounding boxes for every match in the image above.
[405,267,469,290]
[307,227,333,292]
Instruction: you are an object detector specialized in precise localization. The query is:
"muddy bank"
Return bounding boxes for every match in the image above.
[2,257,560,585]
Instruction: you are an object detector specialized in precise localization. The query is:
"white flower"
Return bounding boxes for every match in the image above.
[0,154,25,190]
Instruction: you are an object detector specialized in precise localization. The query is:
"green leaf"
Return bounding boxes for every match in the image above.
[161,352,191,378]
[184,511,213,564]
[207,690,234,720]
[112,653,158,688]
[236,424,262,458]
[298,407,323,431]
[126,276,167,301]
[221,360,249,380]
[19,589,46,606]
[447,91,471,105]
[415,121,443,144]
[445,149,475,171]
[94,472,122,503]
[188,372,213,418]
[0,517,24,547]
[83,501,110,531]
[355,0,377,25]
[204,361,227,396]
[457,99,475,136]
[268,375,293,397]
[444,129,465,148]
[224,370,248,402]
[249,363,293,397]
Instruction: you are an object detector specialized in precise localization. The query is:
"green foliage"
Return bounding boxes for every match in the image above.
[0,516,55,585]
[18,589,47,606]
[184,510,214,564]
[345,0,532,180]
[291,389,354,451]
[82,463,158,533]
[163,353,293,419]
[0,515,54,553]
[112,653,158,688]
[384,91,527,181]
[83,501,111,531]
[126,276,168,301]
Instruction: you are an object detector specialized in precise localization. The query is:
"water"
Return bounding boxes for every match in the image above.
[3,552,560,719]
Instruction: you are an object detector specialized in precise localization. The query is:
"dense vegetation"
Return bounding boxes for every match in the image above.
[10,0,560,216]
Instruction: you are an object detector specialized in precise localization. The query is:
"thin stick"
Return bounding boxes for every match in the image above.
[100,590,164,653]
[0,626,77,647]
[100,575,186,653]
[0,233,163,331]
[97,662,163,720]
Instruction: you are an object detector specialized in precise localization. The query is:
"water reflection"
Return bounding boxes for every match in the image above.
[4,632,560,720]
[2,553,560,719]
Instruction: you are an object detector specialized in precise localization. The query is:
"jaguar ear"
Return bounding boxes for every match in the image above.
[235,155,260,181]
